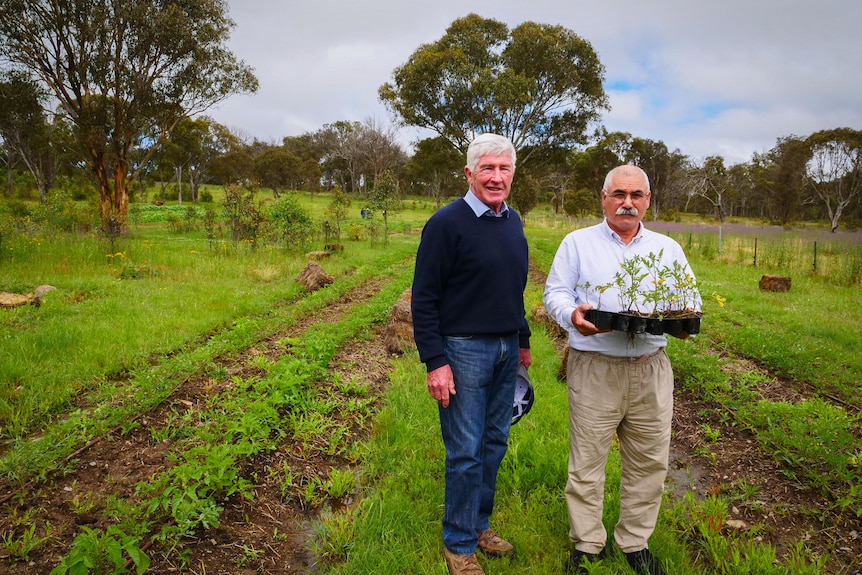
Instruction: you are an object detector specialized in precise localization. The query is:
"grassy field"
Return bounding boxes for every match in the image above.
[0,191,861,573]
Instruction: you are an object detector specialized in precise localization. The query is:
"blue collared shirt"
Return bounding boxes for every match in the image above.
[464,189,509,218]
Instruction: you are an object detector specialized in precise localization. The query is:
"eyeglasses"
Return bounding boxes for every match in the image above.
[606,190,648,202]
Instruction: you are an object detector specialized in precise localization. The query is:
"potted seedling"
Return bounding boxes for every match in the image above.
[576,281,617,329]
[582,250,703,336]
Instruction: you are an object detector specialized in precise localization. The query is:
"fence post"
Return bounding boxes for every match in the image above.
[813,241,817,272]
[753,237,758,266]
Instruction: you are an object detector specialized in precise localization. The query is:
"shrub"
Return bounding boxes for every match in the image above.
[267,194,315,252]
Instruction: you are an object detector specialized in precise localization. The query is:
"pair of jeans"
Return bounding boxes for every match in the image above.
[439,333,520,554]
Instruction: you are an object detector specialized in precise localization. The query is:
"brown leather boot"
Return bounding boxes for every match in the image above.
[443,547,485,574]
[477,528,515,558]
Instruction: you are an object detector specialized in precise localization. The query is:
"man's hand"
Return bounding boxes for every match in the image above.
[520,347,532,369]
[427,364,456,407]
[571,303,612,336]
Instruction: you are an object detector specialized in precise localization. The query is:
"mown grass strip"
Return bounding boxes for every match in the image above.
[49,253,416,571]
[323,329,831,574]
[0,240,417,485]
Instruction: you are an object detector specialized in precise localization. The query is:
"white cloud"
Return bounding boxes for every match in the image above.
[210,0,862,165]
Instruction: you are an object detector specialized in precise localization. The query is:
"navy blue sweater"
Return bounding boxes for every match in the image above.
[411,198,531,372]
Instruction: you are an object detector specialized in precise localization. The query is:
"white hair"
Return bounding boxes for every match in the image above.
[602,165,650,192]
[466,133,516,172]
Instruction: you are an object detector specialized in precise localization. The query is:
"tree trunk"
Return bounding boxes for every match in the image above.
[113,158,129,230]
[92,147,129,234]
[6,152,13,195]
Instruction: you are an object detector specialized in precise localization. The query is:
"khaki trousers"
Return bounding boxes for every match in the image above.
[565,348,673,554]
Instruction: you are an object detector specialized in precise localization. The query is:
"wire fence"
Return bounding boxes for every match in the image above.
[658,224,862,288]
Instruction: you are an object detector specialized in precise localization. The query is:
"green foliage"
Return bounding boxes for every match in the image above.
[1,208,860,574]
[347,223,366,241]
[254,146,301,196]
[665,493,827,575]
[564,187,600,218]
[323,187,351,242]
[314,505,360,562]
[56,174,96,202]
[221,184,264,247]
[0,0,258,229]
[140,445,253,542]
[116,260,158,280]
[379,14,608,159]
[509,173,540,217]
[742,398,860,498]
[267,193,315,251]
[29,191,96,233]
[324,468,356,499]
[657,208,683,222]
[50,525,149,575]
[366,170,401,245]
[128,203,205,225]
[2,521,53,562]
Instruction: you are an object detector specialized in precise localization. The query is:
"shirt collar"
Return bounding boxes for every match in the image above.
[601,218,645,243]
[464,190,509,218]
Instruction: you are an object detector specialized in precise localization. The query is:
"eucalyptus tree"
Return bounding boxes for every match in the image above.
[367,169,401,244]
[283,133,325,194]
[0,0,258,232]
[210,149,255,188]
[685,156,730,222]
[405,137,464,208]
[379,14,608,165]
[628,137,685,220]
[724,162,751,218]
[506,171,540,218]
[0,140,13,195]
[160,116,234,203]
[510,143,574,214]
[254,145,302,198]
[751,136,809,224]
[315,119,405,199]
[804,128,862,232]
[594,129,634,165]
[570,144,620,195]
[685,156,732,251]
[358,117,407,192]
[0,71,56,200]
[316,121,364,195]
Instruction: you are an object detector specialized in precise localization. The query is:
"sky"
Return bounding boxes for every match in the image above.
[209,0,862,165]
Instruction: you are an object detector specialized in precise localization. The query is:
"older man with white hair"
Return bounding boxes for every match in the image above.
[412,133,532,575]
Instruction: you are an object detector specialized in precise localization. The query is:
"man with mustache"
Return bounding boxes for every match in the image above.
[543,165,699,575]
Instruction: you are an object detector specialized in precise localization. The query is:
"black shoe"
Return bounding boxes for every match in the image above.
[566,549,598,574]
[625,548,666,575]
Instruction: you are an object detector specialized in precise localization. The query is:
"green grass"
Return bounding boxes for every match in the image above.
[2,199,861,573]
[325,222,859,574]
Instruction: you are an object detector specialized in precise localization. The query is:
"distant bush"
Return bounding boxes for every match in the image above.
[56,174,95,201]
[30,191,96,232]
[657,208,683,222]
[347,224,365,241]
[129,204,207,224]
[3,200,32,219]
[267,194,315,252]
